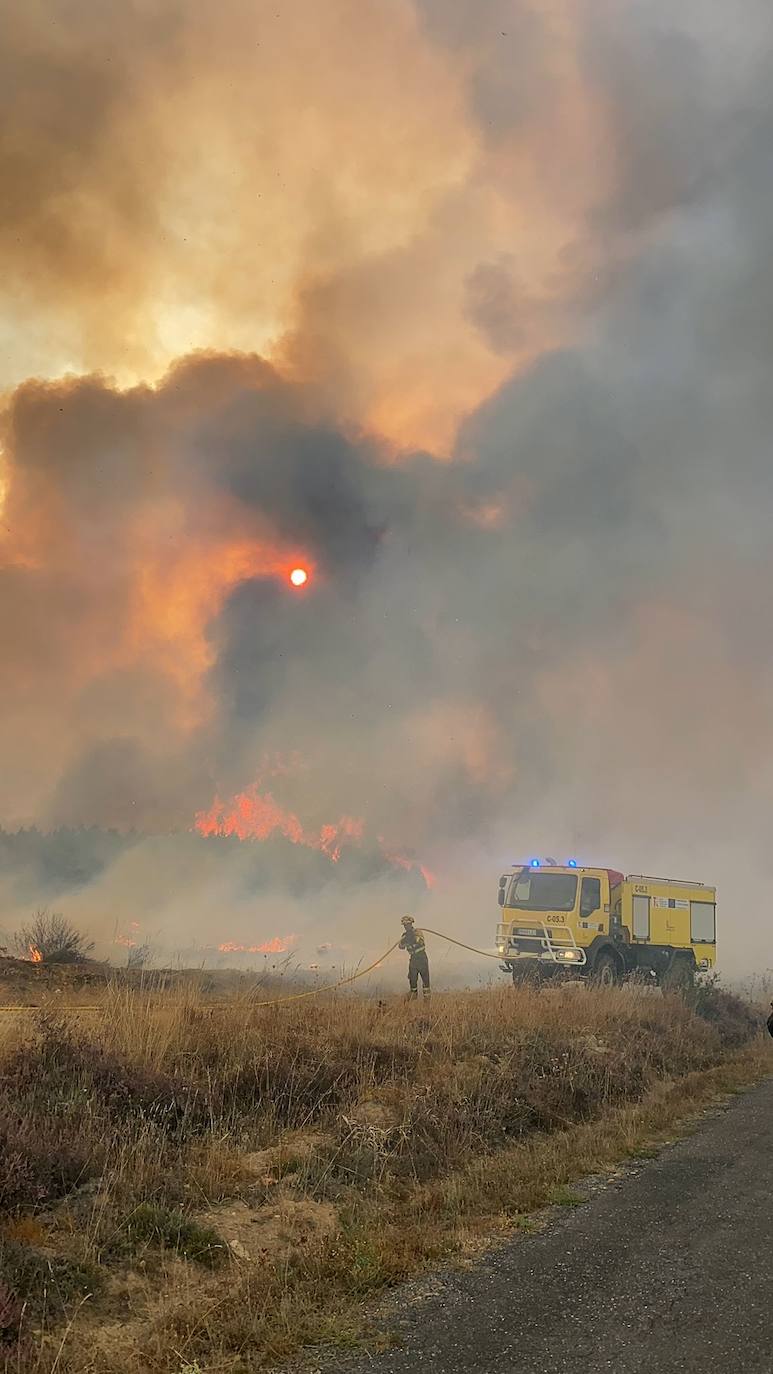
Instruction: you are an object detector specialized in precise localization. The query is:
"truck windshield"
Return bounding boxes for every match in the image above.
[505,872,577,912]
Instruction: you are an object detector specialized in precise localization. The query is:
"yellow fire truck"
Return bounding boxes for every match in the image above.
[497,860,716,988]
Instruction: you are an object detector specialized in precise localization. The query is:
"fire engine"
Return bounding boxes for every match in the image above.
[497,860,716,988]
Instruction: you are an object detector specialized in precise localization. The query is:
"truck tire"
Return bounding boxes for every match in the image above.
[591,950,621,988]
[661,956,695,993]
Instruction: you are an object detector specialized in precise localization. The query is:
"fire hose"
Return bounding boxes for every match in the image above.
[419,929,505,960]
[246,929,504,1008]
[241,937,404,1007]
[0,927,504,1012]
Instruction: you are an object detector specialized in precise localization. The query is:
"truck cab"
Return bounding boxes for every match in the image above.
[497,863,615,979]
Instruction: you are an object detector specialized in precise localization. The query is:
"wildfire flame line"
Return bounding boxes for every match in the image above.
[194,782,435,887]
[114,921,142,949]
[218,936,297,955]
[194,785,363,861]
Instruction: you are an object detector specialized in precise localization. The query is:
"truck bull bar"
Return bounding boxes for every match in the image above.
[497,919,586,967]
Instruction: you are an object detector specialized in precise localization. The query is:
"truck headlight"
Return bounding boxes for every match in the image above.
[498,944,506,955]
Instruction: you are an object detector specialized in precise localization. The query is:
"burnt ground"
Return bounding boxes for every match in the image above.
[316,1077,773,1374]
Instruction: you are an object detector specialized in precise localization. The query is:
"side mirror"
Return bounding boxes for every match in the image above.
[497,889,505,907]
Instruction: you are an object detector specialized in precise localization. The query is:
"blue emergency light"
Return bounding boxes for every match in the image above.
[529,858,540,868]
[567,859,577,868]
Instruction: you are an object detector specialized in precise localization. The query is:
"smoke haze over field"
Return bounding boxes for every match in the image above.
[2,1,773,973]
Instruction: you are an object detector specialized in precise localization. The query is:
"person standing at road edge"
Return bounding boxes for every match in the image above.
[400,915,430,1000]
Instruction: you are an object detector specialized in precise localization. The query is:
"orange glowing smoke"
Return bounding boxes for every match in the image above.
[28,945,43,963]
[218,936,297,955]
[131,534,316,730]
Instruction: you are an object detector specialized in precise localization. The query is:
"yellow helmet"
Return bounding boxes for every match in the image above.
[401,914,415,927]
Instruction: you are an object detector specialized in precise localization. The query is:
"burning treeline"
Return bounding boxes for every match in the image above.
[1,2,773,972]
[195,779,434,885]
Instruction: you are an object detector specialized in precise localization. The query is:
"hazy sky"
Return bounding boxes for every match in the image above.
[2,1,772,971]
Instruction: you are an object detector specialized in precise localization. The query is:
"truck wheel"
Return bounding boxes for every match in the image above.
[592,951,621,988]
[662,957,695,993]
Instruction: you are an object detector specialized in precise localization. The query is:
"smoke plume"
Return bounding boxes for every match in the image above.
[2,0,773,973]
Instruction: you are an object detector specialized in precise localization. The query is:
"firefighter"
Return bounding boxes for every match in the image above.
[399,915,430,1000]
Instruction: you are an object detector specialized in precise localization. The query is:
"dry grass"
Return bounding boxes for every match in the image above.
[0,980,766,1372]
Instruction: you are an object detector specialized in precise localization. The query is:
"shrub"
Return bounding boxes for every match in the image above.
[127,942,151,969]
[121,1204,227,1268]
[3,1013,204,1132]
[0,1014,209,1212]
[0,1241,102,1318]
[691,978,761,1049]
[0,1110,95,1212]
[12,910,94,964]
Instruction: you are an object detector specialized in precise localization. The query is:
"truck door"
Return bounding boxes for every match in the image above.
[579,876,604,933]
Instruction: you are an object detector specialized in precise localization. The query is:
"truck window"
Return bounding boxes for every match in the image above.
[580,877,601,918]
[505,872,577,912]
[690,901,716,943]
[632,894,650,940]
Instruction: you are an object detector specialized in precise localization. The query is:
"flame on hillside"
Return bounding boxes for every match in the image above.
[28,946,42,963]
[114,921,142,949]
[194,780,434,887]
[218,936,297,955]
[194,785,363,862]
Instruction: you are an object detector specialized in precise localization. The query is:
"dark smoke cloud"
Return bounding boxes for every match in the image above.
[2,1,773,971]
